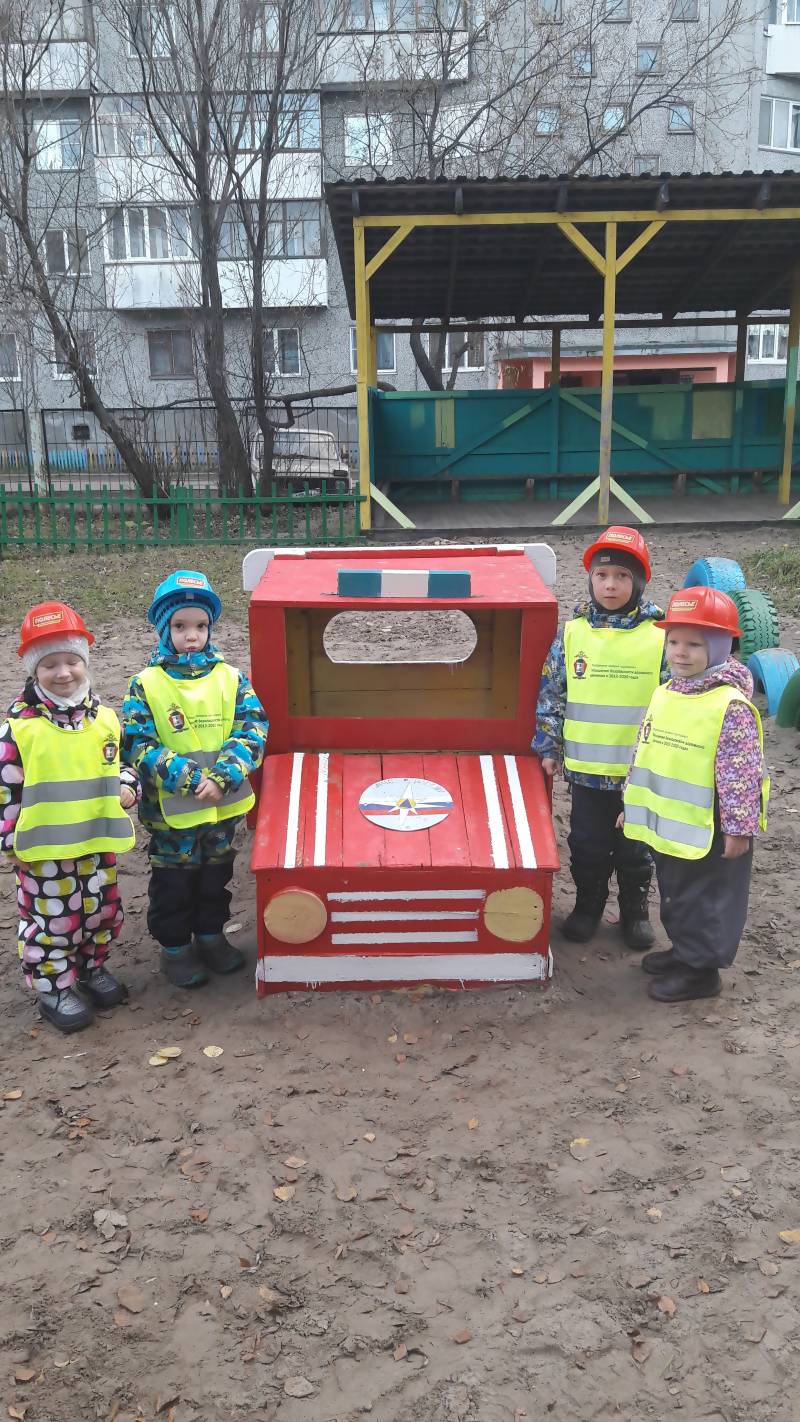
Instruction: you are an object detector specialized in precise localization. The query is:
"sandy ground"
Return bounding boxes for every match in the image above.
[1,527,799,1422]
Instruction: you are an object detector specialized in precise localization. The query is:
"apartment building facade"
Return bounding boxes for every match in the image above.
[0,0,796,442]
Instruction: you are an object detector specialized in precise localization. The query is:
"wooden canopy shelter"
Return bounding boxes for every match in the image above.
[325,171,800,527]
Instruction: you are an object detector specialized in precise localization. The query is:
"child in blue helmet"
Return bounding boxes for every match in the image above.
[122,571,268,988]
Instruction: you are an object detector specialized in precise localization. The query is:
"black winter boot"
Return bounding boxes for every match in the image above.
[617,867,655,951]
[562,869,609,943]
[647,964,721,1003]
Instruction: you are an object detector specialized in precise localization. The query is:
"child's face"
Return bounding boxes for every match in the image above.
[36,650,86,698]
[590,563,634,611]
[666,626,709,677]
[170,607,210,653]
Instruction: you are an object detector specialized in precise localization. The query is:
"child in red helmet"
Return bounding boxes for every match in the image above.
[0,603,140,1033]
[621,587,769,1003]
[533,526,667,949]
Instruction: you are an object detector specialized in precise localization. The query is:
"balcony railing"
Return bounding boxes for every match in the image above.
[104,257,328,310]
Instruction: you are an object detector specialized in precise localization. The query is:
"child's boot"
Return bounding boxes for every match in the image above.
[641,948,675,974]
[160,943,209,988]
[38,986,94,1034]
[562,867,609,942]
[195,933,245,975]
[77,965,129,1008]
[617,867,655,951]
[647,963,721,1002]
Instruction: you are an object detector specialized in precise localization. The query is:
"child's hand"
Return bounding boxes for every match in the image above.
[119,786,136,810]
[723,833,751,860]
[541,757,558,779]
[2,853,24,872]
[195,776,224,804]
[615,811,624,830]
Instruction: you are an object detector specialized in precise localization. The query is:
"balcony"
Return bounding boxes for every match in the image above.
[319,29,469,87]
[94,150,322,207]
[765,23,800,76]
[9,40,93,93]
[104,258,328,311]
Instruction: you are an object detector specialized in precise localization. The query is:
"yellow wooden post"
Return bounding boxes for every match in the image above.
[780,262,800,506]
[353,219,372,530]
[368,326,378,387]
[550,326,561,384]
[598,222,617,526]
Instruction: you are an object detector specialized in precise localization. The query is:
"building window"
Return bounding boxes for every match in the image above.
[267,200,321,257]
[534,106,561,136]
[95,97,164,158]
[107,207,194,261]
[537,0,562,20]
[53,330,97,379]
[332,0,464,28]
[748,323,788,362]
[668,102,694,132]
[573,45,593,75]
[148,328,194,378]
[350,326,396,373]
[633,155,660,174]
[51,3,86,40]
[128,4,177,57]
[229,92,320,152]
[278,93,321,149]
[0,335,20,380]
[424,331,485,371]
[241,0,280,50]
[759,96,800,150]
[344,113,393,167]
[0,233,8,277]
[637,43,661,72]
[788,0,800,22]
[603,0,630,19]
[671,0,699,18]
[601,106,626,132]
[44,227,90,277]
[36,120,82,171]
[265,327,301,377]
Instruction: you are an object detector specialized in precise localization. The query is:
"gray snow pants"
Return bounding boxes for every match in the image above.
[652,830,753,971]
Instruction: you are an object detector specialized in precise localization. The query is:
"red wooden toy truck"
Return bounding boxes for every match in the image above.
[243,543,560,994]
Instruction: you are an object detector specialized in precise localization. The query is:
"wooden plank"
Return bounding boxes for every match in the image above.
[379,753,432,869]
[325,751,344,869]
[456,754,511,870]
[423,752,471,869]
[285,609,311,715]
[489,611,521,718]
[308,643,492,694]
[311,688,493,719]
[341,753,385,869]
[251,753,298,871]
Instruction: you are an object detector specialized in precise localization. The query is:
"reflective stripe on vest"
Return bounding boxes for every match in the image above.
[138,663,255,828]
[623,682,769,860]
[11,707,135,863]
[562,619,664,778]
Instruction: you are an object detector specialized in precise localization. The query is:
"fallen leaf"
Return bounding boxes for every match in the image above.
[258,1285,289,1309]
[511,1266,525,1277]
[628,1271,653,1290]
[363,1132,376,1143]
[112,1310,133,1328]
[744,1325,766,1343]
[657,1295,677,1317]
[156,1046,182,1059]
[467,1118,479,1131]
[52,1358,70,1370]
[3,1089,22,1101]
[8,1406,28,1420]
[758,1259,780,1276]
[219,1284,232,1299]
[646,1207,663,1222]
[782,1036,800,1049]
[273,1185,295,1203]
[631,1336,652,1365]
[569,1137,590,1160]
[190,1208,209,1223]
[403,1033,418,1045]
[335,1185,358,1202]
[721,1165,750,1183]
[394,1280,409,1294]
[393,1343,408,1362]
[778,1229,800,1244]
[671,1065,688,1077]
[697,1279,711,1293]
[395,1053,407,1064]
[452,1329,472,1344]
[387,1033,398,1044]
[615,1081,628,1094]
[117,1285,146,1314]
[202,1045,224,1058]
[283,1376,315,1398]
[148,1054,169,1068]
[13,1370,35,1384]
[511,1307,532,1323]
[283,1155,306,1169]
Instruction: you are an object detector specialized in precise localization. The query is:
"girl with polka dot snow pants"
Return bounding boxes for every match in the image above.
[14,853,124,992]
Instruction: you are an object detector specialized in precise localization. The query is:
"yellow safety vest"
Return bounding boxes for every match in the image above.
[562,619,664,778]
[138,663,255,828]
[11,707,135,863]
[623,682,769,860]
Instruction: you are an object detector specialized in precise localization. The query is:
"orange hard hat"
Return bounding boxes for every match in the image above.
[17,602,95,658]
[582,526,652,581]
[655,586,742,636]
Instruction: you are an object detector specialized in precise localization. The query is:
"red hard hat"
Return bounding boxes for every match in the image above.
[655,586,742,636]
[17,602,95,658]
[582,525,652,581]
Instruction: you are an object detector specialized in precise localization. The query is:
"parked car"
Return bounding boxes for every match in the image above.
[250,427,352,493]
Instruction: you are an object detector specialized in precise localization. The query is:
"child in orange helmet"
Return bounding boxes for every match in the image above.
[622,587,769,1003]
[533,526,667,950]
[0,603,139,1032]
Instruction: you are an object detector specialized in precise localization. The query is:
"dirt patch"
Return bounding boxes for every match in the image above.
[0,527,799,1422]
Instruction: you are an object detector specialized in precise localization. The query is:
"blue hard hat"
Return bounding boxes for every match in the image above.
[147,570,222,629]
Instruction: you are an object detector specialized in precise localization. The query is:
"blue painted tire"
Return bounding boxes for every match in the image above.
[683,557,746,594]
[747,648,800,716]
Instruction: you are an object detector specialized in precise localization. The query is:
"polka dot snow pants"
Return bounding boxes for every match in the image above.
[15,853,123,995]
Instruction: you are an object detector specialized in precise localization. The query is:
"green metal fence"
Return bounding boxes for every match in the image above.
[0,482,363,553]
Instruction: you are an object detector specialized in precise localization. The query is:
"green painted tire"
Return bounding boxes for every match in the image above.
[731,589,780,662]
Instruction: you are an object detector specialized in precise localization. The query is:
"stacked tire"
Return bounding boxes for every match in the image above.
[683,557,799,716]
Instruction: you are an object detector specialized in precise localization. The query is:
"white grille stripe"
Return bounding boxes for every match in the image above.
[327,890,487,902]
[283,752,304,870]
[479,755,509,870]
[331,911,480,922]
[331,930,479,945]
[503,754,537,869]
[313,752,329,866]
[257,952,551,985]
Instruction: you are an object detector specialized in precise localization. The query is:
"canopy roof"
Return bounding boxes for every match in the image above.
[324,171,800,323]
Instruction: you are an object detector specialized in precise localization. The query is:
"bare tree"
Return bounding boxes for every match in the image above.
[333,0,754,388]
